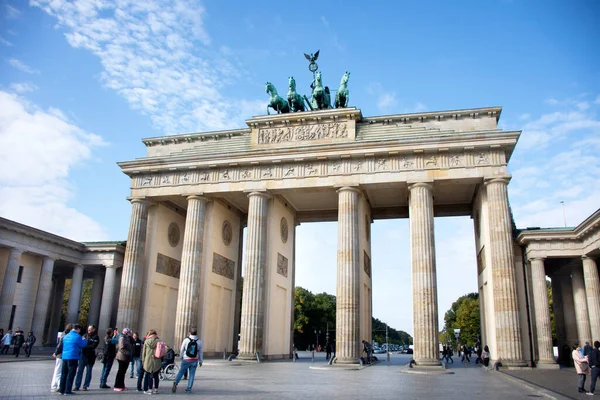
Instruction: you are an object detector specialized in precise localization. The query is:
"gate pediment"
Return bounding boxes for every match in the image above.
[247,108,362,149]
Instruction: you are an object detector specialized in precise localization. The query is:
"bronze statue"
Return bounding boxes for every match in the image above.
[335,71,350,108]
[265,82,290,115]
[287,77,306,112]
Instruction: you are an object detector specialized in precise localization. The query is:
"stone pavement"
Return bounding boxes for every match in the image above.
[503,367,599,400]
[0,352,573,400]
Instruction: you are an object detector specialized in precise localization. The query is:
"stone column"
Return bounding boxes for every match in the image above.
[238,192,270,360]
[0,248,23,328]
[116,198,149,330]
[335,187,361,364]
[48,277,65,344]
[31,257,55,343]
[99,266,117,331]
[484,177,526,366]
[87,273,104,327]
[66,265,84,324]
[550,275,566,362]
[571,266,592,345]
[560,273,578,346]
[232,222,245,355]
[582,256,600,343]
[408,182,440,366]
[174,195,208,347]
[529,258,555,364]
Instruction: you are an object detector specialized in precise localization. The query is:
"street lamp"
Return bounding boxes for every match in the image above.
[314,329,321,351]
[454,328,460,351]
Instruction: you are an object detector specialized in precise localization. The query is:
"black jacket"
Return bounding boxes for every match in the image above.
[591,348,600,368]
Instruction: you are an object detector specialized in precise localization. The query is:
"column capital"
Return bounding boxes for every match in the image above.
[582,255,596,262]
[335,185,361,194]
[407,181,433,191]
[103,264,118,269]
[127,197,152,205]
[483,175,512,186]
[529,256,546,262]
[42,256,56,262]
[8,247,24,257]
[246,190,271,200]
[186,194,209,202]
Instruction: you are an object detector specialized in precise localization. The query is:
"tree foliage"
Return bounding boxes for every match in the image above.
[443,292,480,345]
[60,279,93,330]
[293,286,412,350]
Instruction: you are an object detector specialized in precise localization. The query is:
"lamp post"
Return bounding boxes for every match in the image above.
[314,329,321,351]
[454,328,460,353]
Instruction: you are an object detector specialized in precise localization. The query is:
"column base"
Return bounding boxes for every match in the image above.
[497,359,530,369]
[536,360,559,369]
[414,358,441,367]
[237,353,262,362]
[334,357,360,365]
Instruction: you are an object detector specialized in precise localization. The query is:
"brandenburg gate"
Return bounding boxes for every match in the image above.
[116,106,528,366]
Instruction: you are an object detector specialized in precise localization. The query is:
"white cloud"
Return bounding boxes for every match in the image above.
[367,82,398,113]
[5,4,21,19]
[0,90,108,241]
[9,82,37,93]
[0,35,12,46]
[31,0,261,135]
[320,16,329,28]
[7,58,39,74]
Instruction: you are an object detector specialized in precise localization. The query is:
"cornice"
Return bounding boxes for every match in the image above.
[517,208,600,244]
[360,106,502,124]
[0,217,86,252]
[142,128,249,147]
[118,129,520,175]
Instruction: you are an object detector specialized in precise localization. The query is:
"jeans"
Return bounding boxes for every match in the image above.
[175,359,198,390]
[24,344,33,357]
[130,357,141,377]
[137,368,146,391]
[0,345,8,354]
[591,367,600,393]
[144,371,159,391]
[59,359,79,394]
[75,355,94,389]
[99,357,114,387]
[578,373,587,391]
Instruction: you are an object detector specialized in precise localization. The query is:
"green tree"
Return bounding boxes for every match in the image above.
[547,279,556,344]
[443,292,480,345]
[60,279,93,330]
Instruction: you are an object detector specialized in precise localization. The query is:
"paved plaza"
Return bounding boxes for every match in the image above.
[0,353,583,400]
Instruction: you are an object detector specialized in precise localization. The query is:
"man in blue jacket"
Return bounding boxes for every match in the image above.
[59,324,87,395]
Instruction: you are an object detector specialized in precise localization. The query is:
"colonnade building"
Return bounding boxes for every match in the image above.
[1,106,598,368]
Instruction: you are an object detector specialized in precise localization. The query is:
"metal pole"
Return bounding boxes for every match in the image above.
[386,325,390,365]
[561,201,567,227]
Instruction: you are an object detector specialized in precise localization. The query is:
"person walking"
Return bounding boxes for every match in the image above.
[1,329,12,355]
[12,328,25,357]
[172,328,203,393]
[589,341,600,396]
[51,328,69,392]
[130,332,142,378]
[59,324,87,395]
[24,331,36,358]
[74,325,99,391]
[99,328,118,389]
[573,343,591,394]
[482,345,491,370]
[113,328,132,391]
[142,329,163,394]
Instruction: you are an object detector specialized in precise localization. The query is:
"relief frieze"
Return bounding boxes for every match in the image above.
[156,253,181,279]
[212,252,235,280]
[277,253,289,278]
[257,122,349,144]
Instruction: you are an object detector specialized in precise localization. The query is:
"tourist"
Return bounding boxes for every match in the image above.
[99,328,118,389]
[59,324,87,395]
[584,342,593,357]
[573,343,590,394]
[114,328,132,391]
[482,345,491,369]
[51,328,69,392]
[1,329,12,355]
[74,325,99,391]
[589,341,600,395]
[362,340,372,364]
[13,327,24,357]
[135,333,146,392]
[24,331,36,358]
[172,328,202,393]
[130,332,142,378]
[325,341,332,360]
[142,329,163,394]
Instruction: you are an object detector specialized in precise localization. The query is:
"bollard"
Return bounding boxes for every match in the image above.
[223,348,227,360]
[256,352,261,363]
[387,351,390,365]
[312,350,315,363]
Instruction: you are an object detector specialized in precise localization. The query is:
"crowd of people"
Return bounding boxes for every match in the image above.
[572,341,600,395]
[48,324,203,395]
[0,328,37,357]
[441,343,491,369]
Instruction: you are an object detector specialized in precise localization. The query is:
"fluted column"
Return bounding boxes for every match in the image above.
[87,273,104,327]
[116,198,149,330]
[484,177,526,366]
[66,265,84,324]
[582,257,600,343]
[550,275,566,362]
[560,272,578,346]
[31,257,55,342]
[238,192,270,360]
[48,277,65,344]
[0,248,23,328]
[408,182,440,366]
[174,195,208,347]
[335,187,361,364]
[572,266,592,345]
[99,266,117,331]
[529,258,555,364]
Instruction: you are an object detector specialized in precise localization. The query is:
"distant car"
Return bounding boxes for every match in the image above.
[373,348,386,354]
[404,348,413,354]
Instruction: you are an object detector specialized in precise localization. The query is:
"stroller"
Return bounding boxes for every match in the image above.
[159,347,179,380]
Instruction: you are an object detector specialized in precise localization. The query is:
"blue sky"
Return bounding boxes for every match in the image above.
[1,0,598,336]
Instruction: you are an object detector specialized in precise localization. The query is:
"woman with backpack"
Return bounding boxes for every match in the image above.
[142,329,163,394]
[113,328,132,391]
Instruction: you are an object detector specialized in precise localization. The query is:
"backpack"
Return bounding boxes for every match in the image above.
[186,339,198,358]
[154,341,167,358]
